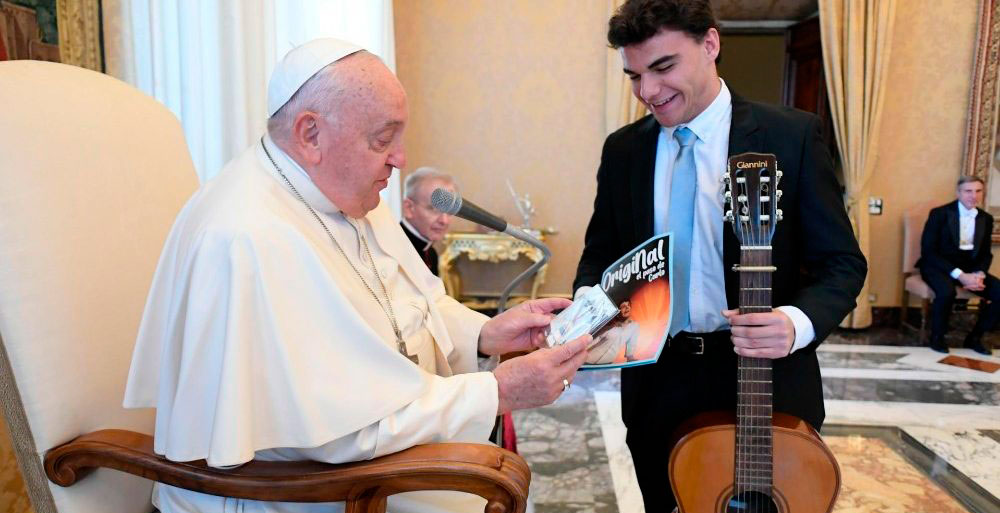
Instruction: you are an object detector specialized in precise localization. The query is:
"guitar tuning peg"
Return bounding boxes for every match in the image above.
[721,175,731,184]
[724,191,732,200]
[776,190,783,200]
[776,209,784,221]
[776,170,783,179]
[724,210,734,222]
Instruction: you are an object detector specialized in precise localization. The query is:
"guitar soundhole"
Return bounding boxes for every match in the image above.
[724,490,779,512]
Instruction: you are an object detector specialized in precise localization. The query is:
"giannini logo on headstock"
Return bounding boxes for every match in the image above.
[723,152,782,244]
[736,160,768,169]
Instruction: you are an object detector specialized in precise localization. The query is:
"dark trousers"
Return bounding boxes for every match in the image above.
[624,348,736,511]
[920,269,1000,340]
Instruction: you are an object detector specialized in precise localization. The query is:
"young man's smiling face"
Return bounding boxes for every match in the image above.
[622,27,721,128]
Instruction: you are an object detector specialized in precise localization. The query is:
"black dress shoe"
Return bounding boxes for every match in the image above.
[929,337,949,354]
[964,333,991,355]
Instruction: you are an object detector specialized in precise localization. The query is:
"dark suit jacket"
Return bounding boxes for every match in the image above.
[917,200,994,276]
[400,222,439,276]
[574,94,867,431]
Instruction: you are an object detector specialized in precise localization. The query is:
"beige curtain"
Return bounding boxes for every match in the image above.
[605,0,648,134]
[819,0,897,328]
[101,0,402,216]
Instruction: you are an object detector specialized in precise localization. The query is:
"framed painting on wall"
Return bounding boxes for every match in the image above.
[0,0,102,71]
[965,0,1000,241]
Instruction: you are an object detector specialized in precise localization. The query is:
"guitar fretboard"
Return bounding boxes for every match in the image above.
[735,245,774,493]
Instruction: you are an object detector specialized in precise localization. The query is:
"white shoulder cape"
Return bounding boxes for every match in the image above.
[124,144,473,467]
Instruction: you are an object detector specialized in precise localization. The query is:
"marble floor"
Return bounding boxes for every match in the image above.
[513,330,1000,513]
[2,329,997,513]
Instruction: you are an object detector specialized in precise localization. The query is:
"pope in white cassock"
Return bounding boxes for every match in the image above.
[123,38,590,513]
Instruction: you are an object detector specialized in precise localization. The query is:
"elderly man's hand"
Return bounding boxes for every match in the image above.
[959,272,986,291]
[478,297,573,356]
[723,309,795,359]
[493,335,589,415]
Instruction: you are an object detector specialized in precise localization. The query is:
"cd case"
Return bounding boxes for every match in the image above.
[543,233,673,369]
[544,286,620,347]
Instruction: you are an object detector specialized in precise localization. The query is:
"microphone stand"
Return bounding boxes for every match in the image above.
[427,188,551,451]
[496,226,551,314]
[491,225,549,452]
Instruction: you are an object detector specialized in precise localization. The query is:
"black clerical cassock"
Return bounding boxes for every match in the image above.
[401,221,439,276]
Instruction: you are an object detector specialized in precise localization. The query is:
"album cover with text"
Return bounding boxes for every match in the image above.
[546,233,673,370]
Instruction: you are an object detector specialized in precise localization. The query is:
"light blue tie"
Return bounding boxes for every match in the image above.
[668,127,697,336]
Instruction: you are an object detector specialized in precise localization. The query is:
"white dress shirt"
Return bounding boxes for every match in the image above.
[951,202,980,278]
[958,202,978,250]
[651,79,814,352]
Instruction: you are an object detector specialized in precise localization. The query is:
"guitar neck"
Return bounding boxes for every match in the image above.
[735,245,774,492]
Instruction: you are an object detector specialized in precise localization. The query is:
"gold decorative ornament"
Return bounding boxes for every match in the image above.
[55,0,102,71]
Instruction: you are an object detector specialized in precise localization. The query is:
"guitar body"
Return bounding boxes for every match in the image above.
[668,411,841,513]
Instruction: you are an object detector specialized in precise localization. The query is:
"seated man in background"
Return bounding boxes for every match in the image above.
[124,38,590,513]
[401,167,457,275]
[918,176,999,355]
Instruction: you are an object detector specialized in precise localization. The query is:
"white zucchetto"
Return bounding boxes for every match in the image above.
[267,38,364,117]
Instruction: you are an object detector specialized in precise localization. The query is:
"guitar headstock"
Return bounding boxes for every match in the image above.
[723,153,782,246]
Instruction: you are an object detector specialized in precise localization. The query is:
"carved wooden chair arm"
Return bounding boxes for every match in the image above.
[45,429,530,513]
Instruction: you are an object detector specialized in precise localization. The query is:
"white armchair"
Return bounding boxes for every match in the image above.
[0,61,528,513]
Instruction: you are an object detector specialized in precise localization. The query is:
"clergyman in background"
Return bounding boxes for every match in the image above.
[401,167,456,275]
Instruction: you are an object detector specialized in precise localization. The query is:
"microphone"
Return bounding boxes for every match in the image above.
[430,189,508,233]
[430,188,551,313]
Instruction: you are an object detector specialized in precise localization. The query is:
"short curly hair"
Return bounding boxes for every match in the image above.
[607,0,718,49]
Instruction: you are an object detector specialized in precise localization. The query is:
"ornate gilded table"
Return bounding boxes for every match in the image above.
[438,231,549,310]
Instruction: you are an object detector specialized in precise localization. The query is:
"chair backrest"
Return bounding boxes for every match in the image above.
[902,201,936,275]
[0,61,198,513]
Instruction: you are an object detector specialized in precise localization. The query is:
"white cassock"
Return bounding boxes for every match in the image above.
[124,135,498,513]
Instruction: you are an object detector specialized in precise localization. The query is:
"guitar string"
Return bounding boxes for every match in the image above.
[735,172,748,502]
[731,170,741,499]
[741,202,747,503]
[757,167,775,510]
[756,174,763,508]
[757,174,765,512]
[734,171,744,501]
[751,182,756,503]
[755,168,768,511]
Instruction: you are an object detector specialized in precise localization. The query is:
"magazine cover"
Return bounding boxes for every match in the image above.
[546,233,672,370]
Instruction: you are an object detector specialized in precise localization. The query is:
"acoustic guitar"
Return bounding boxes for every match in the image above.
[667,153,841,512]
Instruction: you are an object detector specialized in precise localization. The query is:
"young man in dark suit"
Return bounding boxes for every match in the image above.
[573,1,867,510]
[918,176,998,355]
[400,167,457,276]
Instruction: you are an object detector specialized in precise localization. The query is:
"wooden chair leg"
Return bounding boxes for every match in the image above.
[919,299,930,343]
[346,491,387,513]
[899,290,907,329]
